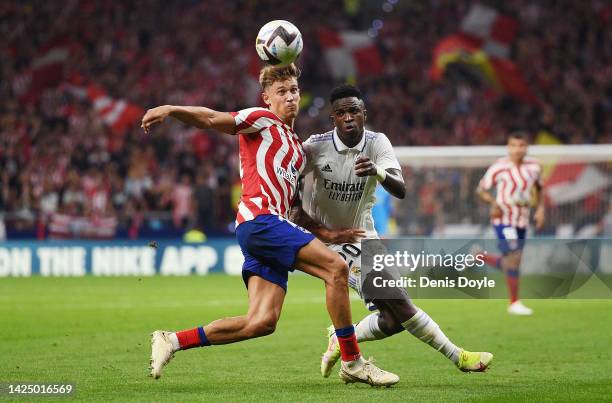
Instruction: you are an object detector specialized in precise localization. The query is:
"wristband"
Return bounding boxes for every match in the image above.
[375,166,387,182]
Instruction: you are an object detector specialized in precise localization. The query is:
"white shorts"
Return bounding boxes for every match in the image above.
[329,243,378,311]
[329,243,362,296]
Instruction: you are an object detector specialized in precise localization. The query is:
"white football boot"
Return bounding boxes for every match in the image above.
[150,330,175,379]
[321,325,341,377]
[507,300,533,316]
[339,358,400,387]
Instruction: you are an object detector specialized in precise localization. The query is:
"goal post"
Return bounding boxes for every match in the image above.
[390,145,612,238]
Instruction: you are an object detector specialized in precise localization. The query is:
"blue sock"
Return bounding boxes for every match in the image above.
[197,326,211,346]
[335,325,355,338]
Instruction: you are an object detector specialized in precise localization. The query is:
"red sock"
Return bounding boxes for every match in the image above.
[483,253,502,269]
[337,333,361,362]
[505,269,519,303]
[176,326,210,350]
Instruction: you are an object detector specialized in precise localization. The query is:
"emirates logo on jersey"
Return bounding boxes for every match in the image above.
[275,165,297,185]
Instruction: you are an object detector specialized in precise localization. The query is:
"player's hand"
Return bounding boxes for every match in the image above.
[141,105,173,134]
[534,206,545,230]
[354,156,377,177]
[321,228,366,244]
[490,202,503,219]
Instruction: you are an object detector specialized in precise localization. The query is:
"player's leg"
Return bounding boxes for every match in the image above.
[150,276,285,379]
[493,225,532,314]
[198,275,285,344]
[503,249,532,314]
[295,239,352,329]
[295,238,399,386]
[354,282,462,364]
[356,264,493,372]
[167,276,285,348]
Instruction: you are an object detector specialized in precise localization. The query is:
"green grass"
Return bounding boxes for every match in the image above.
[1,275,610,402]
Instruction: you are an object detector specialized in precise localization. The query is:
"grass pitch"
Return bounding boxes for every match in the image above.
[1,275,610,402]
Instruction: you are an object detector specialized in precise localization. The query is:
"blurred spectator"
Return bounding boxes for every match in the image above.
[0,0,609,238]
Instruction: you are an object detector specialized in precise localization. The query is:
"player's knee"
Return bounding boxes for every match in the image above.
[328,257,349,288]
[379,315,404,335]
[395,300,418,321]
[246,314,278,338]
[506,252,522,268]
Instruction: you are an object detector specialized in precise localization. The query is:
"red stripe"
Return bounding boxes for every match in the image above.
[236,109,284,133]
[507,170,518,225]
[262,126,285,215]
[273,126,293,208]
[236,210,245,224]
[239,133,265,205]
[516,165,528,192]
[499,173,513,225]
[284,132,305,205]
[279,134,296,211]
[491,167,507,186]
[289,135,305,207]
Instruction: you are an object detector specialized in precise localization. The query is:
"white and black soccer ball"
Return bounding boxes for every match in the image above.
[255,20,303,67]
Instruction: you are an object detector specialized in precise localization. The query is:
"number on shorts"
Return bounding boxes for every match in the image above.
[342,244,361,258]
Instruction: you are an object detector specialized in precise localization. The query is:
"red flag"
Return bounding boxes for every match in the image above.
[544,163,611,206]
[318,28,383,78]
[430,4,537,104]
[65,80,143,134]
[16,45,71,103]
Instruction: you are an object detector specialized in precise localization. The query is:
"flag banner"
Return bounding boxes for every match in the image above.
[430,4,537,103]
[64,80,143,134]
[318,28,384,79]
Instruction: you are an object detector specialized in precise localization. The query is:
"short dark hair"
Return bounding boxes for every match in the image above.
[329,84,363,104]
[508,131,529,142]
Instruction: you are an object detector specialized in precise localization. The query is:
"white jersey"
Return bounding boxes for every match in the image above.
[303,128,401,239]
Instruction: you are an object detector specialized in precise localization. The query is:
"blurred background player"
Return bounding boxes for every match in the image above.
[294,84,493,377]
[477,132,545,315]
[142,65,399,386]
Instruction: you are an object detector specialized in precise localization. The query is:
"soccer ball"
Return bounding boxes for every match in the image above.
[255,20,303,67]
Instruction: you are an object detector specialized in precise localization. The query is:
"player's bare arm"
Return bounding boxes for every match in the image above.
[532,181,545,230]
[141,105,236,134]
[354,156,406,199]
[476,187,502,219]
[290,204,365,244]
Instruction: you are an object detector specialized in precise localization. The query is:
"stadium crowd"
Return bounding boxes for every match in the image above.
[1,0,610,238]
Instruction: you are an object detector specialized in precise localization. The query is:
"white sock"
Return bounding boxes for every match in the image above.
[354,313,389,342]
[169,332,180,352]
[401,309,460,364]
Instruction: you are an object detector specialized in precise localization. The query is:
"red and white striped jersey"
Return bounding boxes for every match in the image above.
[231,107,306,226]
[479,157,542,228]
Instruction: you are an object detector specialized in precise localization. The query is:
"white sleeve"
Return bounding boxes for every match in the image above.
[479,164,498,190]
[302,137,315,175]
[373,133,401,171]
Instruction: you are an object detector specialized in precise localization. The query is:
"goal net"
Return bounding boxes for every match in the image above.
[391,145,612,238]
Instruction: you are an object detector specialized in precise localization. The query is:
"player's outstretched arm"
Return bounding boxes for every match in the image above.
[290,205,365,244]
[141,105,236,135]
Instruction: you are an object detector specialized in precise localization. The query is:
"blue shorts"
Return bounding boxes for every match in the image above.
[493,225,526,255]
[235,214,315,292]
